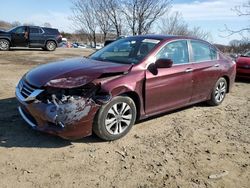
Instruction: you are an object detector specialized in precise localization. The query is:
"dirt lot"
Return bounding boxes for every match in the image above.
[0,48,249,188]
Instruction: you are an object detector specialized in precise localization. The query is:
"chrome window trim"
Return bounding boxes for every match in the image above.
[39,28,45,34]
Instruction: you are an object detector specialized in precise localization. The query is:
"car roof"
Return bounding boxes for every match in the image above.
[127,34,207,43]
[20,25,58,30]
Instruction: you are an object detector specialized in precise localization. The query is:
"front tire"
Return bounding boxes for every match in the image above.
[0,39,10,51]
[93,96,137,141]
[207,77,227,106]
[46,40,56,51]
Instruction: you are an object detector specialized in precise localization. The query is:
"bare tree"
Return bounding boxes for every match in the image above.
[159,12,188,35]
[189,27,211,41]
[12,21,21,27]
[43,22,52,28]
[229,39,250,53]
[71,0,98,47]
[224,0,250,39]
[232,0,250,17]
[23,22,35,26]
[93,1,113,42]
[0,20,12,30]
[160,11,211,40]
[101,0,123,37]
[122,0,171,35]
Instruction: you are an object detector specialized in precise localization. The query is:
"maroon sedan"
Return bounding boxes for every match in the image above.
[236,51,250,78]
[16,35,236,140]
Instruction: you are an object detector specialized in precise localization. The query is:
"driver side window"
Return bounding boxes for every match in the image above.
[156,40,189,65]
[14,26,26,34]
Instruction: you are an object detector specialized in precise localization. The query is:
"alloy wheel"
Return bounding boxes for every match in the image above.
[47,41,56,51]
[0,39,9,50]
[215,80,226,103]
[105,102,132,135]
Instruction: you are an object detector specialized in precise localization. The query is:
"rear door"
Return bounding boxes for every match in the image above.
[189,40,220,102]
[145,40,193,115]
[29,27,44,47]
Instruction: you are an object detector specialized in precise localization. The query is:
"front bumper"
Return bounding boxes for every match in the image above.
[16,86,99,140]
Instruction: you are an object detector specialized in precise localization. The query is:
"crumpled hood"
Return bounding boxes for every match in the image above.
[25,57,132,88]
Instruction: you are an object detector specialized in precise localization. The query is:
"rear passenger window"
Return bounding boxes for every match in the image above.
[44,28,59,35]
[30,28,40,34]
[156,40,189,65]
[210,46,218,60]
[191,41,217,62]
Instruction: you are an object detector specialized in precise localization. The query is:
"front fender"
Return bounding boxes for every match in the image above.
[99,70,146,119]
[0,36,11,45]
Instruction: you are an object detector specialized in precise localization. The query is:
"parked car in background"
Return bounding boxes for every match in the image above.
[104,36,127,46]
[78,44,87,49]
[229,53,239,61]
[104,39,115,46]
[236,51,250,78]
[71,42,87,49]
[0,26,62,51]
[16,35,236,141]
[95,44,103,50]
[58,42,69,48]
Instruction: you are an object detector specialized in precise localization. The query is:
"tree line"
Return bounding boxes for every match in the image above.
[0,20,52,30]
[70,0,212,47]
[71,0,171,47]
[70,0,250,48]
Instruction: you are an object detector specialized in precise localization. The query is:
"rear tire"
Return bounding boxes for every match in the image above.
[46,40,56,51]
[0,39,10,51]
[207,77,227,106]
[93,96,136,141]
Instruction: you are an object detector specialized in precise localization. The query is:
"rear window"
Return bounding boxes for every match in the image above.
[43,28,59,35]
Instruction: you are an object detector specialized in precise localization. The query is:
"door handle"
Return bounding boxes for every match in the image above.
[214,64,220,67]
[185,68,193,73]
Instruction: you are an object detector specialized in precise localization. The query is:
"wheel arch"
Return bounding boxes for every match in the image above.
[105,85,142,120]
[222,75,230,93]
[45,39,58,47]
[120,91,141,120]
[0,37,11,46]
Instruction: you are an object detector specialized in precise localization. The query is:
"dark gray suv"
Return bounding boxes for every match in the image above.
[0,26,62,51]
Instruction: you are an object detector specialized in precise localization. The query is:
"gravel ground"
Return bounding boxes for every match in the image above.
[0,48,249,188]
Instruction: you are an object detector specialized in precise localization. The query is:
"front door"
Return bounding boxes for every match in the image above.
[145,40,193,115]
[11,26,28,47]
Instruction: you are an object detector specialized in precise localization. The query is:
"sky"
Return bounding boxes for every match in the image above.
[0,0,249,45]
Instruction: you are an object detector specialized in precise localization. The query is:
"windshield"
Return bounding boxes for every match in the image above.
[243,51,250,57]
[89,37,162,64]
[6,26,18,33]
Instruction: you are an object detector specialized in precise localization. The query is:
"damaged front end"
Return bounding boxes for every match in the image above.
[16,80,111,140]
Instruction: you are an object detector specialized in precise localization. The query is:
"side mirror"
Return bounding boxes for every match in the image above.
[155,58,173,68]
